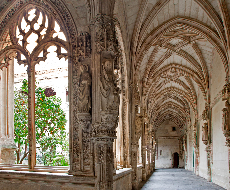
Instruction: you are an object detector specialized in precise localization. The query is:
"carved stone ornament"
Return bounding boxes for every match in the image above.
[202,122,208,145]
[222,101,230,147]
[221,83,230,147]
[135,115,143,138]
[193,119,198,147]
[202,103,210,121]
[75,33,91,62]
[70,113,92,173]
[222,83,230,103]
[100,51,120,113]
[92,112,118,138]
[93,15,119,54]
[78,63,91,113]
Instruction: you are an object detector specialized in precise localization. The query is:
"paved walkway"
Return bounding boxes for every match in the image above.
[141,169,225,190]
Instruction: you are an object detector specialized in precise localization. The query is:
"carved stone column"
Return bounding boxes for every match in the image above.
[1,66,7,139]
[141,118,147,181]
[131,142,138,190]
[122,98,130,168]
[221,83,230,188]
[0,57,17,164]
[202,103,212,181]
[147,131,151,175]
[91,14,120,190]
[69,33,93,176]
[151,130,156,172]
[193,119,199,175]
[222,83,230,146]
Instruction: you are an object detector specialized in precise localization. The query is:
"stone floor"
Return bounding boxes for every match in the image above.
[141,169,225,190]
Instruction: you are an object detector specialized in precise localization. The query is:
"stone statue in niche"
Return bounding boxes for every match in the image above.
[222,101,230,131]
[202,122,208,145]
[78,64,91,113]
[100,51,119,112]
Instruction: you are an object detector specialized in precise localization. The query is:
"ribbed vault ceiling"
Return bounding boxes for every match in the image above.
[114,0,229,133]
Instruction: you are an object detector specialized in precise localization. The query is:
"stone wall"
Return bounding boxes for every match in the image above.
[0,169,135,190]
[113,168,132,190]
[155,121,184,169]
[156,138,181,168]
[210,50,229,189]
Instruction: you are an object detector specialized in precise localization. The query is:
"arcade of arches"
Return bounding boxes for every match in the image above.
[0,0,230,189]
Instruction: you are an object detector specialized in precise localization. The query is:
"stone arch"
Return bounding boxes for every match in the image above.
[0,0,92,172]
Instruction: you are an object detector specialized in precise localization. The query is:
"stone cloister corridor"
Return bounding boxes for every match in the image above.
[0,0,230,190]
[141,169,224,190]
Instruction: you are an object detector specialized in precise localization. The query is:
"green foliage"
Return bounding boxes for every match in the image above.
[14,79,68,166]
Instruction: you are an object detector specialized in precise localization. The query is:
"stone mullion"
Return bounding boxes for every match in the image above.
[28,62,36,169]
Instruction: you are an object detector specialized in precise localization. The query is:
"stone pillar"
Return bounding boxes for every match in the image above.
[131,142,138,190]
[0,58,16,164]
[91,13,120,189]
[1,66,7,139]
[147,131,151,175]
[202,103,212,181]
[0,69,1,138]
[68,33,92,176]
[27,62,36,169]
[192,119,199,175]
[8,58,14,139]
[142,122,147,180]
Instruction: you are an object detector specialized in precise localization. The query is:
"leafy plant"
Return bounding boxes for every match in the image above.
[14,79,68,166]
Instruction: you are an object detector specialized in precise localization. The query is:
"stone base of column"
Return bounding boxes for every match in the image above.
[142,168,147,181]
[0,138,17,164]
[1,148,16,164]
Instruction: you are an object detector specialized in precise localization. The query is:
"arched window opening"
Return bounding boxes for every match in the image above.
[14,60,28,164]
[0,6,69,170]
[35,46,69,166]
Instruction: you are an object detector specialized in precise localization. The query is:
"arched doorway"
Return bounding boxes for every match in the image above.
[173,152,179,168]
